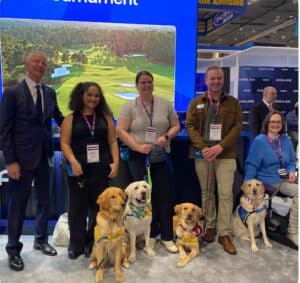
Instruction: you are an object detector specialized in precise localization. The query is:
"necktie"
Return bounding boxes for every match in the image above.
[268,104,273,112]
[36,85,43,122]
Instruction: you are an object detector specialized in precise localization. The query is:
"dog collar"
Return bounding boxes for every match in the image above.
[94,227,125,242]
[177,235,199,244]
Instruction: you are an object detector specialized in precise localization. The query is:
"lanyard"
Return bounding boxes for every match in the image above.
[207,93,220,116]
[267,135,282,162]
[82,112,96,137]
[140,96,154,126]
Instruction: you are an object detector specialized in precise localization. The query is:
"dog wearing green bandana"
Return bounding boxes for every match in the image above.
[123,181,153,262]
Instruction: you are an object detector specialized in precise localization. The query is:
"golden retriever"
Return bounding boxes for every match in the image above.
[123,180,154,262]
[173,203,203,268]
[88,187,130,282]
[232,179,272,252]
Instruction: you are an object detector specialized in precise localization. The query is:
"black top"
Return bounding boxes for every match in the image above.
[71,111,111,183]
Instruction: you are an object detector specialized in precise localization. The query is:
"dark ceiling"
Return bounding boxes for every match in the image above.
[198,0,298,49]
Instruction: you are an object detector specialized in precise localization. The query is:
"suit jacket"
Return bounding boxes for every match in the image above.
[248,101,278,137]
[0,79,64,170]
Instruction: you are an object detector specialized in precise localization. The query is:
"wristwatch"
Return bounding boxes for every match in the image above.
[164,134,169,140]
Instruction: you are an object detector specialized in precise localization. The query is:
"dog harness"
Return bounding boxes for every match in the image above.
[123,201,152,219]
[94,227,125,243]
[238,205,267,226]
[176,223,202,244]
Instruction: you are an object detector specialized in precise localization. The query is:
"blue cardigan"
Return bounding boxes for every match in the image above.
[245,134,296,185]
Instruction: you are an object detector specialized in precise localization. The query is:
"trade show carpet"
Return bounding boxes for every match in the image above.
[0,235,297,283]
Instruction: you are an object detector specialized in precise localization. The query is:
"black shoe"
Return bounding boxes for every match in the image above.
[8,255,24,271]
[84,246,92,258]
[68,250,84,260]
[33,242,57,256]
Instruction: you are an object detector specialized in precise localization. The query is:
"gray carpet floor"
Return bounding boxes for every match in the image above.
[0,235,298,283]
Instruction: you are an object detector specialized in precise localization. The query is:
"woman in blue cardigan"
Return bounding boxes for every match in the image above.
[245,111,298,247]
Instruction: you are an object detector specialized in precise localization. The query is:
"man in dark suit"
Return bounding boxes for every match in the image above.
[0,51,64,271]
[248,86,278,137]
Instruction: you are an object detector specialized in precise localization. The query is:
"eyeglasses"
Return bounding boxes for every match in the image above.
[269,121,282,125]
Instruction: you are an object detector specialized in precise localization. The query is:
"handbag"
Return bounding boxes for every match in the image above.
[149,145,167,164]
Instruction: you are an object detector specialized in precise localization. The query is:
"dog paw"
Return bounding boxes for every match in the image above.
[88,260,97,270]
[251,244,258,252]
[177,260,188,268]
[143,247,155,256]
[128,253,136,262]
[265,241,273,248]
[115,270,125,282]
[96,269,104,282]
[122,261,130,269]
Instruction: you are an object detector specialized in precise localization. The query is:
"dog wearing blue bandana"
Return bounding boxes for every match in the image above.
[232,179,273,252]
[123,181,153,262]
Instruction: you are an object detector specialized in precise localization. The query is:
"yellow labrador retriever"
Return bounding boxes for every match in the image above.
[173,203,203,267]
[89,187,130,282]
[123,181,154,262]
[232,179,272,252]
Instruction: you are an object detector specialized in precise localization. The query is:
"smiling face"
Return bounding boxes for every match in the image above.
[125,181,151,208]
[136,74,154,98]
[82,85,101,112]
[25,52,48,83]
[205,67,224,98]
[268,113,283,136]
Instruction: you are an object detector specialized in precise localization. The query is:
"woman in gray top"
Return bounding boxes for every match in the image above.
[117,70,180,253]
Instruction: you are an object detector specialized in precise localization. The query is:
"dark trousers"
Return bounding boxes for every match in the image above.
[6,154,51,256]
[67,177,108,253]
[125,151,175,241]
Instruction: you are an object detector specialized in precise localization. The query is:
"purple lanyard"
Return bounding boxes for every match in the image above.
[267,135,282,161]
[82,112,96,137]
[140,97,154,127]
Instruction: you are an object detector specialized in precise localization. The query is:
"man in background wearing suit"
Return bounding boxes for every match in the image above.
[248,86,278,137]
[0,51,64,271]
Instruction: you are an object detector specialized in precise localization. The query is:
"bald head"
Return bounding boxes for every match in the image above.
[263,86,277,104]
[25,51,48,83]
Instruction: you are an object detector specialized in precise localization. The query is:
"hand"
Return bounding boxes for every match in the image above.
[7,162,21,180]
[202,144,223,162]
[108,163,118,179]
[136,144,152,155]
[70,160,83,176]
[287,172,297,183]
[154,136,167,147]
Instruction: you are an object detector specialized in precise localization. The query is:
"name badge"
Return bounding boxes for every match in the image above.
[145,127,156,144]
[278,168,288,176]
[87,144,99,163]
[196,104,204,109]
[209,123,222,141]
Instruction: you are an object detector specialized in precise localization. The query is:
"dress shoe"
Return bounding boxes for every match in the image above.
[33,242,57,256]
[204,228,216,243]
[8,255,24,271]
[84,246,92,258]
[161,240,178,253]
[218,235,237,255]
[68,250,84,260]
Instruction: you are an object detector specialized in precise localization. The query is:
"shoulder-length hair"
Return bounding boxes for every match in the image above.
[261,110,286,135]
[68,81,113,117]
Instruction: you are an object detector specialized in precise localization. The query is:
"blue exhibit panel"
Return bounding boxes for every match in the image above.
[0,0,198,112]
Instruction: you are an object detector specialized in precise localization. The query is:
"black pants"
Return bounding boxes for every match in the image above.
[6,154,51,256]
[67,177,108,253]
[125,151,175,241]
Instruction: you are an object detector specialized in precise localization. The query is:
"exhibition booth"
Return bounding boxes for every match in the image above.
[0,1,298,233]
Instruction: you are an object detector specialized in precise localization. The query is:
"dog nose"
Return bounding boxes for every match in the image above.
[141,191,146,198]
[253,189,257,195]
[187,214,193,219]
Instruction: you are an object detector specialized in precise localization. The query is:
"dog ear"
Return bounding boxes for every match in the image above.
[99,190,109,210]
[124,183,132,197]
[174,204,182,215]
[195,205,203,219]
[241,181,249,193]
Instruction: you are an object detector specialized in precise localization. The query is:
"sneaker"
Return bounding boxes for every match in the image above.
[161,240,178,253]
